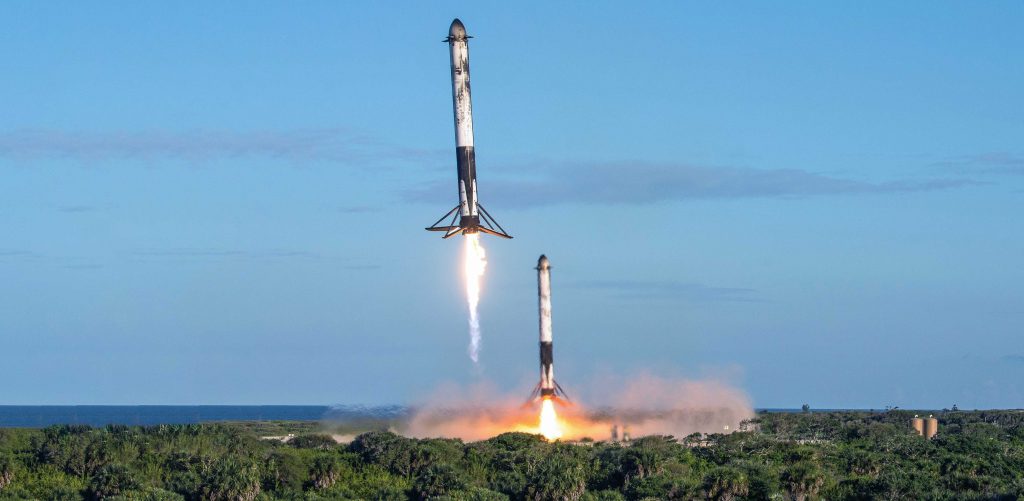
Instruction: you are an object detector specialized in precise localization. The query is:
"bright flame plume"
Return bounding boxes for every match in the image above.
[539,398,564,440]
[463,233,487,364]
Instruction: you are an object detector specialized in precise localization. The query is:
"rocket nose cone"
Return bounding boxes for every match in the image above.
[449,18,467,39]
[538,255,550,269]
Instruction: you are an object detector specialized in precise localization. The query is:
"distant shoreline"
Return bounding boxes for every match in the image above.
[0,405,395,428]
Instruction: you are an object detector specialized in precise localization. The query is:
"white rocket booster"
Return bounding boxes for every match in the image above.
[425,19,511,240]
[530,255,569,403]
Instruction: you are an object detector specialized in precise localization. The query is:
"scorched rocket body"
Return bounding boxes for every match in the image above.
[426,19,512,239]
[530,255,569,404]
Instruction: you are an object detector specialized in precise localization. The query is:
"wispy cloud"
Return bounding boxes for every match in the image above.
[57,205,97,213]
[0,249,46,265]
[405,161,977,207]
[341,264,382,271]
[1002,354,1024,365]
[338,205,382,214]
[130,249,247,258]
[128,248,320,260]
[572,279,759,302]
[125,248,379,269]
[934,152,1024,176]
[0,128,442,165]
[63,263,104,270]
[0,249,39,259]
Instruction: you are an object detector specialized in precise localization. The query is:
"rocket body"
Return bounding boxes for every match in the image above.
[527,254,568,404]
[425,19,511,239]
[538,255,555,397]
[448,19,480,226]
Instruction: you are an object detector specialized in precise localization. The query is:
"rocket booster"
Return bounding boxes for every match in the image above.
[531,255,569,403]
[449,19,478,226]
[426,19,511,239]
[538,255,555,397]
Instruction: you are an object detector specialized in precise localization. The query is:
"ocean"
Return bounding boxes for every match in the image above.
[0,405,407,428]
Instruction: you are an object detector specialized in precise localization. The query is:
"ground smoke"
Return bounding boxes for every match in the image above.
[403,375,754,441]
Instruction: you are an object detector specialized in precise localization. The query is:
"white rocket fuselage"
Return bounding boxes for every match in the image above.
[425,19,511,240]
[537,255,555,397]
[448,19,479,223]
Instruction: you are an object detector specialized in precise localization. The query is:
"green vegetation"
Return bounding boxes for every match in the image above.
[1,410,1023,500]
[218,421,322,438]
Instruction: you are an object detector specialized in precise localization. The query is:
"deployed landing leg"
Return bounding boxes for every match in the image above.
[425,203,512,239]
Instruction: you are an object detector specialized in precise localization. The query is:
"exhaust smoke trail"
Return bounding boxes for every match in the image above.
[463,233,487,363]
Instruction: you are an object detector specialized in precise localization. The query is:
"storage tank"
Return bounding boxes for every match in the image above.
[911,417,925,436]
[924,416,938,439]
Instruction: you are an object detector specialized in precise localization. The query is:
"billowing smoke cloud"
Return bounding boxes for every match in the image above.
[580,374,755,437]
[403,382,538,441]
[402,374,754,441]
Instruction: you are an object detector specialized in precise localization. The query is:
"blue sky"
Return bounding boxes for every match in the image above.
[1,2,1021,408]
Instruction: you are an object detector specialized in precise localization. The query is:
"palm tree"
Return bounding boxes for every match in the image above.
[310,455,342,490]
[202,456,260,501]
[89,463,139,500]
[703,467,750,501]
[527,450,588,501]
[781,461,824,501]
[0,454,14,491]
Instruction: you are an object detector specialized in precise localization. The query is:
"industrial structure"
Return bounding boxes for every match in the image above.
[912,415,939,439]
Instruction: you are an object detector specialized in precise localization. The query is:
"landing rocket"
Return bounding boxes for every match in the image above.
[426,19,512,239]
[530,255,569,403]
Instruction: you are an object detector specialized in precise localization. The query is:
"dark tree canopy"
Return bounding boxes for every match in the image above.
[0,410,1023,500]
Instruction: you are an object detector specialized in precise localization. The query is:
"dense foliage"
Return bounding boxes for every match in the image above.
[0,410,1023,500]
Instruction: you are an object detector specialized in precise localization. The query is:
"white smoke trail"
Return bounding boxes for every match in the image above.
[463,234,487,364]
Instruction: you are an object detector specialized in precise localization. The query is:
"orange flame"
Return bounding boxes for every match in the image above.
[539,398,564,440]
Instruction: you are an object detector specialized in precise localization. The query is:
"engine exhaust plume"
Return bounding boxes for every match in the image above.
[463,233,487,363]
[538,397,564,440]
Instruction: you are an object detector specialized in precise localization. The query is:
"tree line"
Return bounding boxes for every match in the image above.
[1,410,1023,500]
